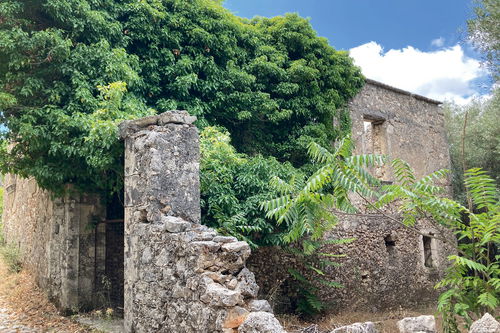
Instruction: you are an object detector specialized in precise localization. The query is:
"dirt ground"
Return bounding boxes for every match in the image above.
[0,255,96,333]
[0,251,477,333]
[279,306,452,333]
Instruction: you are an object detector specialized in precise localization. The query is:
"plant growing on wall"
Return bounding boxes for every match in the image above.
[378,164,499,332]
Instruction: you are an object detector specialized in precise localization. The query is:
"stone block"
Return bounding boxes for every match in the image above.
[162,216,191,233]
[247,300,273,313]
[469,313,500,333]
[238,312,286,333]
[397,315,436,333]
[223,306,250,329]
[200,282,243,307]
[236,268,259,298]
[158,110,197,125]
[331,322,378,333]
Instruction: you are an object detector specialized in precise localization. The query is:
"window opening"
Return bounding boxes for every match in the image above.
[384,235,396,257]
[423,235,434,268]
[362,117,388,180]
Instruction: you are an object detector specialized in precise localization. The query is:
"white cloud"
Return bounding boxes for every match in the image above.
[431,37,445,47]
[349,41,486,104]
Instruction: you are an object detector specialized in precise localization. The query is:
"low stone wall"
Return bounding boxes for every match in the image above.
[120,111,286,333]
[2,176,106,311]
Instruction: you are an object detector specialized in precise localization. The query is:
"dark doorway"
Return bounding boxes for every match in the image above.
[104,192,124,313]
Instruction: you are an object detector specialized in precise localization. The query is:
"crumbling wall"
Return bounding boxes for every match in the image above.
[320,216,455,311]
[2,176,106,311]
[249,80,455,313]
[351,79,451,179]
[120,111,286,333]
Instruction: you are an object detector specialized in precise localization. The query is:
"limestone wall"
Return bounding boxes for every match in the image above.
[350,79,451,180]
[2,175,106,312]
[2,78,456,322]
[120,111,286,333]
[249,80,455,313]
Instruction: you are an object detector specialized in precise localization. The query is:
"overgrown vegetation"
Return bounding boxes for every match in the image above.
[436,169,499,332]
[0,244,22,273]
[1,0,497,323]
[0,0,364,316]
[262,137,499,321]
[369,161,499,331]
[261,138,385,314]
[0,186,4,245]
[444,88,500,203]
[0,186,22,273]
[468,0,499,79]
[0,0,363,198]
[200,127,301,247]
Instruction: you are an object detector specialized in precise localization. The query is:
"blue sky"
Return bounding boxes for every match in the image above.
[224,0,491,104]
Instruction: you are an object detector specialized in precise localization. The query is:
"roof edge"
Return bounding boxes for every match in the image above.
[365,79,442,105]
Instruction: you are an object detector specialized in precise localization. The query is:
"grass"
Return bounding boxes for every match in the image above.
[0,243,22,273]
[0,206,22,273]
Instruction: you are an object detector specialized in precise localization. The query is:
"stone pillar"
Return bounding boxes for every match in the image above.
[120,111,286,333]
[120,111,200,332]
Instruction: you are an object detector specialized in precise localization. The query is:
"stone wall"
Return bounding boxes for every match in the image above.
[2,78,456,322]
[249,80,455,313]
[120,111,286,333]
[2,176,106,312]
[351,79,451,179]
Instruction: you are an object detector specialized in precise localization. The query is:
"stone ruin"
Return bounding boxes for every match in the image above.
[2,79,457,331]
[248,79,456,312]
[119,111,285,332]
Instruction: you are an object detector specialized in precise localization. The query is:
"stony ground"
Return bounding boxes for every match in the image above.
[279,307,449,333]
[0,249,473,333]
[0,254,96,333]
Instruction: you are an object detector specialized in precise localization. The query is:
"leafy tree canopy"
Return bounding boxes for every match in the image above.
[0,0,363,196]
[444,88,500,203]
[468,0,500,78]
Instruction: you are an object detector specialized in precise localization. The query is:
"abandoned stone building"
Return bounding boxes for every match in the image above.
[2,79,455,332]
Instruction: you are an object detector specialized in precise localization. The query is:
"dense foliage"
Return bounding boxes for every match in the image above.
[0,0,363,197]
[262,138,385,314]
[200,126,300,248]
[444,89,500,203]
[436,169,499,332]
[263,139,499,321]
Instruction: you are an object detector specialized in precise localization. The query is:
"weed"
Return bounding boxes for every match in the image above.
[0,244,22,273]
